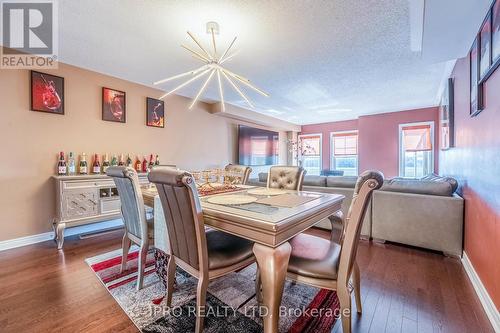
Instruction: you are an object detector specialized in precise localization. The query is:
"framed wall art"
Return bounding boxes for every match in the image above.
[30,71,64,115]
[102,87,126,123]
[146,97,165,128]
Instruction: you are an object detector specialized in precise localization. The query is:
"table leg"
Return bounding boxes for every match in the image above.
[253,242,291,333]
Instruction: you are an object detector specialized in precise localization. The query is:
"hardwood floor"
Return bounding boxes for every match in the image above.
[0,229,494,333]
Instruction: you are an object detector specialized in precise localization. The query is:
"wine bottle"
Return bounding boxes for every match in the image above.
[57,152,67,176]
[92,154,101,174]
[135,156,142,172]
[67,152,76,175]
[148,154,154,170]
[111,154,118,166]
[79,153,88,175]
[142,156,148,173]
[102,154,110,173]
[154,154,160,166]
[118,154,125,166]
[126,154,132,167]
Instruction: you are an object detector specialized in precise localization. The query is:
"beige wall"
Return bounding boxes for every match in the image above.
[0,63,287,241]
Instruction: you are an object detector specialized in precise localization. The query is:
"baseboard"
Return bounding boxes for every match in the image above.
[0,219,123,252]
[0,232,54,252]
[462,252,500,332]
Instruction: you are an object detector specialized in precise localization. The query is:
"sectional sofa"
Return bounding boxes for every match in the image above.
[248,173,464,257]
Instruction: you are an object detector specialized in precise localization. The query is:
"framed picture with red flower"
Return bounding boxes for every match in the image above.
[102,87,126,123]
[146,97,165,128]
[30,71,64,115]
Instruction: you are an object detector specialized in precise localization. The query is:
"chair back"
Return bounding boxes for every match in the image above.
[107,166,148,241]
[337,170,384,286]
[224,164,252,185]
[148,167,207,271]
[267,166,306,190]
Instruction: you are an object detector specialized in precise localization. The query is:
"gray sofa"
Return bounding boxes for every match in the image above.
[248,173,464,257]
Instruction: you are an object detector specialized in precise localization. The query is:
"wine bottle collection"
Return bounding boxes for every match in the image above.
[56,152,160,176]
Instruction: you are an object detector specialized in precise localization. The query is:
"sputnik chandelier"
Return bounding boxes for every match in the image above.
[154,22,268,111]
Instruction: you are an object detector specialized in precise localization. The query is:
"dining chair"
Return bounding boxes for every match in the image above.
[224,163,252,185]
[107,166,153,291]
[267,166,306,190]
[256,170,384,333]
[148,167,256,333]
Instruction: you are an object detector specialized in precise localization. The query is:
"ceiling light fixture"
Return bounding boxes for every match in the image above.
[154,22,269,111]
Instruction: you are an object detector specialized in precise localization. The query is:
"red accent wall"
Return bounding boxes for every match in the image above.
[440,56,500,310]
[301,107,439,178]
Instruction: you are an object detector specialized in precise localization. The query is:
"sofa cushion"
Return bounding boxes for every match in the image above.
[381,179,453,197]
[326,176,358,188]
[302,175,327,187]
[258,172,268,183]
[421,173,459,193]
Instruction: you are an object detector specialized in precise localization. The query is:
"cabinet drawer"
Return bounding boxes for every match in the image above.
[63,179,116,190]
[62,190,99,219]
[101,198,121,214]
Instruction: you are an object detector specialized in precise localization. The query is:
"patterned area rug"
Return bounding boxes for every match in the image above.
[85,248,340,333]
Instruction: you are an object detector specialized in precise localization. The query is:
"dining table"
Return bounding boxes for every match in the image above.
[142,184,344,333]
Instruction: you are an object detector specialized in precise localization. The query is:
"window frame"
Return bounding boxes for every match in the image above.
[330,130,359,176]
[298,133,323,175]
[398,121,435,178]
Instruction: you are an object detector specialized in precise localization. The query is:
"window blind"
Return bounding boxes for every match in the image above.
[402,125,432,152]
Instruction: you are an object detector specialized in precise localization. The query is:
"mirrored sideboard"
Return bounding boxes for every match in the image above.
[52,174,150,249]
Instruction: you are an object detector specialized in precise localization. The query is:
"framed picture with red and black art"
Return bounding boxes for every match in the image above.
[30,71,64,115]
[146,97,165,128]
[102,87,126,123]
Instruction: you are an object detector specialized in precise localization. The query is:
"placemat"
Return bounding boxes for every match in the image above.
[207,195,258,205]
[247,188,287,196]
[256,193,319,208]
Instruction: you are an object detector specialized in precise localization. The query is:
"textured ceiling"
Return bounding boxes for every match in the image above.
[56,0,470,124]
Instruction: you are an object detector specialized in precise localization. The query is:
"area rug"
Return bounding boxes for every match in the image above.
[86,248,340,333]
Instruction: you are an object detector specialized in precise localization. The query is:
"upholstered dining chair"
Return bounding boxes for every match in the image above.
[224,163,252,185]
[148,168,256,333]
[267,165,306,190]
[256,170,384,333]
[107,166,153,291]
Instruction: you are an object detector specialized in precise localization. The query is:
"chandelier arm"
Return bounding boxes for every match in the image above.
[211,28,217,58]
[181,44,210,63]
[217,69,225,112]
[219,36,237,63]
[153,65,208,85]
[221,70,254,108]
[222,69,269,97]
[187,31,213,60]
[159,68,211,99]
[189,69,216,109]
[219,51,239,65]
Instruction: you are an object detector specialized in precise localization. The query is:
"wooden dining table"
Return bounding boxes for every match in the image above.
[142,185,344,333]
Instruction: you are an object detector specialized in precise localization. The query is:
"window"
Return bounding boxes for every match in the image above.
[331,131,358,176]
[298,134,322,175]
[399,122,434,178]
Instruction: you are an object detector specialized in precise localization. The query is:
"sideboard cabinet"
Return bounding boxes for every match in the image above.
[52,174,149,249]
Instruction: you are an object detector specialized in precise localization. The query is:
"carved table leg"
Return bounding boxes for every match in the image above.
[55,222,66,250]
[253,242,291,333]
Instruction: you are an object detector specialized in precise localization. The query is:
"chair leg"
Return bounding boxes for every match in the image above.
[136,241,149,291]
[121,234,132,273]
[338,285,352,333]
[255,265,262,303]
[352,261,362,314]
[195,276,208,333]
[165,256,176,307]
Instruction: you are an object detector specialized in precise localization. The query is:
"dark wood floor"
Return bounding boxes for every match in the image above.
[0,230,493,333]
